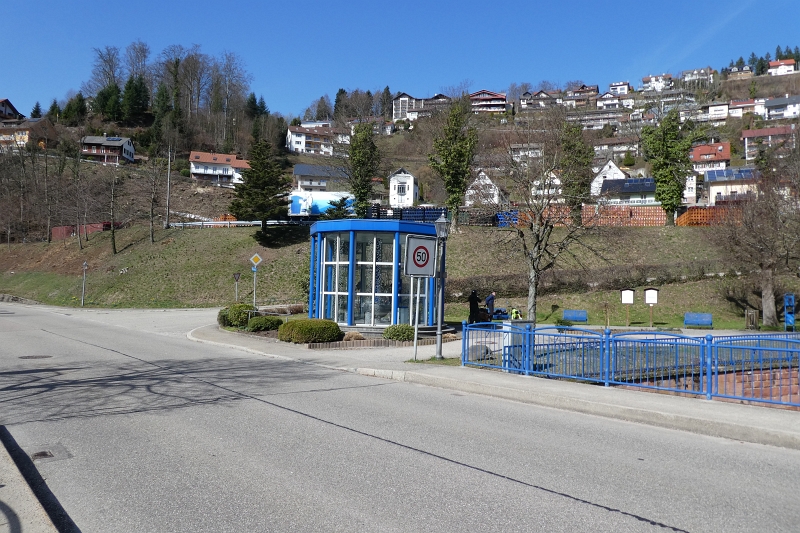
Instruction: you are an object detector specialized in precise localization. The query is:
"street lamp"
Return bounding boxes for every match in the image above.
[81,261,88,307]
[434,214,449,359]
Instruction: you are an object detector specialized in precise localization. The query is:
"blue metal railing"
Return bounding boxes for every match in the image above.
[462,323,800,408]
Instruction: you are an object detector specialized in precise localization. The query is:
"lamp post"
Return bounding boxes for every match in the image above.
[434,214,449,359]
[81,261,88,307]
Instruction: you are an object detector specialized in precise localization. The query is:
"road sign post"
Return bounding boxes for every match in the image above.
[404,235,437,360]
[233,272,241,302]
[250,254,262,309]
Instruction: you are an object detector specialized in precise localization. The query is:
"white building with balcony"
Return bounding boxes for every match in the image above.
[388,168,418,208]
[189,151,250,188]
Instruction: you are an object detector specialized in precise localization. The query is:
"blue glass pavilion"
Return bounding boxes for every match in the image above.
[308,220,441,327]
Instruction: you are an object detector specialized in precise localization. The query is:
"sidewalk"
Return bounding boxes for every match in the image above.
[189,325,800,451]
[0,436,58,533]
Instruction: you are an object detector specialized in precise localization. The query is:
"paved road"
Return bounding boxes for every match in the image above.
[2,304,800,532]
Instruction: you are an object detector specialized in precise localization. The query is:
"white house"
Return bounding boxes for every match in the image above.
[681,67,714,86]
[768,59,796,76]
[469,90,508,113]
[592,137,640,161]
[286,125,349,156]
[388,168,418,208]
[595,92,635,110]
[689,142,730,174]
[683,175,698,205]
[641,74,673,92]
[519,90,560,110]
[464,170,507,207]
[728,98,767,118]
[704,168,758,206]
[600,177,658,205]
[609,81,633,95]
[764,95,800,120]
[189,151,250,188]
[0,99,22,120]
[590,160,630,196]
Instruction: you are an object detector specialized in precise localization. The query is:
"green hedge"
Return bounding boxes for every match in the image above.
[217,307,231,327]
[247,316,284,332]
[278,319,343,344]
[383,324,415,341]
[227,303,256,328]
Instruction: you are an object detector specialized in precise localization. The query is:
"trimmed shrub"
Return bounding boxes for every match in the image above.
[342,331,365,341]
[247,316,284,332]
[383,324,415,342]
[278,319,343,344]
[228,303,256,328]
[217,307,231,327]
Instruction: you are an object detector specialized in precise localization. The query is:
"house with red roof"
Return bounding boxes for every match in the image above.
[689,142,730,173]
[469,90,508,114]
[741,125,796,160]
[189,151,250,188]
[285,124,350,156]
[767,59,796,76]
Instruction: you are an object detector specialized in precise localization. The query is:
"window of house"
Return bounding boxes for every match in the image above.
[397,184,406,195]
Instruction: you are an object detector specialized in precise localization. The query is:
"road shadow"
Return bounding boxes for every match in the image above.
[0,357,341,426]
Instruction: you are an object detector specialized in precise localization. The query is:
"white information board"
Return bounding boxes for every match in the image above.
[404,235,437,277]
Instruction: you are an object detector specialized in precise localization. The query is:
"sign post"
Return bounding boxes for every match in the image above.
[233,272,241,302]
[404,235,437,360]
[644,288,659,328]
[81,261,88,307]
[250,254,262,309]
[620,289,635,327]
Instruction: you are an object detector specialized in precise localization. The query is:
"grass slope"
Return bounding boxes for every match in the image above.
[1,224,797,330]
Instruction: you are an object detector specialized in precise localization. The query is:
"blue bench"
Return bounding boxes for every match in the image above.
[684,312,713,329]
[562,309,588,323]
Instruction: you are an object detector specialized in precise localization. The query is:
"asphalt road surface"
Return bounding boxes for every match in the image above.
[1,304,799,532]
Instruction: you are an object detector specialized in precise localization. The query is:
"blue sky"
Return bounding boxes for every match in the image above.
[5,0,799,118]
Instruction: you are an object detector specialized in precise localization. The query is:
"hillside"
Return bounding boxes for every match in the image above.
[2,222,797,329]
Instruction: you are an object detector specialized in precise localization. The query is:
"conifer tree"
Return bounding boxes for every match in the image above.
[229,140,292,230]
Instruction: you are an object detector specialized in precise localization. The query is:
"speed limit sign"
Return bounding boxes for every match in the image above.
[404,235,437,277]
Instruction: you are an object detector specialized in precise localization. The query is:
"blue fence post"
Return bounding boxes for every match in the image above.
[461,321,468,366]
[524,324,532,375]
[705,334,714,400]
[604,329,612,387]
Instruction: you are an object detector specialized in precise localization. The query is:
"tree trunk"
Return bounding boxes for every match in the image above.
[526,267,539,327]
[664,210,675,226]
[761,267,778,328]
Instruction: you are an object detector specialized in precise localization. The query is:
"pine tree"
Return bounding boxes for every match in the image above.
[333,88,348,120]
[748,52,758,68]
[245,93,259,119]
[46,99,61,122]
[61,92,87,126]
[381,86,392,120]
[229,140,292,229]
[257,96,269,117]
[122,75,149,124]
[30,102,42,118]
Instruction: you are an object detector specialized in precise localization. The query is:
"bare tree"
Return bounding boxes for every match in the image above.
[125,40,151,80]
[491,107,598,323]
[83,46,123,95]
[714,145,800,327]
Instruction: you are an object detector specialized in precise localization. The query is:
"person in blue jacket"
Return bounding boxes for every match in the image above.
[485,291,496,317]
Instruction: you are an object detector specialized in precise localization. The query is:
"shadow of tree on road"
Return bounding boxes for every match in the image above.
[0,357,354,425]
